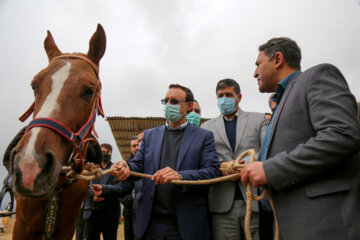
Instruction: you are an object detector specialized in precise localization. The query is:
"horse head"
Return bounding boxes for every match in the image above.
[10,24,106,198]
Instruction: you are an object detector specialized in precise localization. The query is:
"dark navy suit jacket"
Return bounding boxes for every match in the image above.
[129,123,221,240]
[85,162,123,220]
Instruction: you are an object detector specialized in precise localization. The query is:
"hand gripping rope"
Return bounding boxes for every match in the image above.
[62,148,279,240]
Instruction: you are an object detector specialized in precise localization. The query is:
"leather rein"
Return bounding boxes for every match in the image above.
[18,54,104,173]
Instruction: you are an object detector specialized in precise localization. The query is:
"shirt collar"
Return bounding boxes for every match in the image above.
[272,70,300,104]
[223,107,239,121]
[165,120,188,130]
[101,161,112,170]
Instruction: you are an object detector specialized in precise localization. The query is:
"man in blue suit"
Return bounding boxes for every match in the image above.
[113,84,221,240]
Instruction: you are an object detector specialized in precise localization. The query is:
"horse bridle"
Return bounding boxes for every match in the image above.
[19,54,104,172]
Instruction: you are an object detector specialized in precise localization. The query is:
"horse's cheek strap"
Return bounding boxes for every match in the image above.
[19,101,35,122]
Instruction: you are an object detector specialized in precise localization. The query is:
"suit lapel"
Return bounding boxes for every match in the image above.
[269,73,300,143]
[154,126,166,171]
[234,109,248,153]
[214,115,232,151]
[176,124,195,170]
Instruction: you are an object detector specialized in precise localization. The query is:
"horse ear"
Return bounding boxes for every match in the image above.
[44,30,62,62]
[87,24,106,66]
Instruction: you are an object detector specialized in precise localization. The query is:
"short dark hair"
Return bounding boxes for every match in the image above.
[169,84,194,102]
[268,93,276,108]
[216,78,241,95]
[100,143,112,152]
[130,136,138,142]
[259,37,301,69]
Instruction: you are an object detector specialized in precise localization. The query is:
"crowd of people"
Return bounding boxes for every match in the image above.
[76,37,360,240]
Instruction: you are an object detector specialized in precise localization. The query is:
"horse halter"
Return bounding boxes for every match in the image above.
[18,54,104,172]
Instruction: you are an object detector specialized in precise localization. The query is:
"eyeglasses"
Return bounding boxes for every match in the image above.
[161,98,186,105]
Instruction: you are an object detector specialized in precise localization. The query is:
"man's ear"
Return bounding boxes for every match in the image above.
[237,94,242,103]
[274,52,285,69]
[187,102,194,111]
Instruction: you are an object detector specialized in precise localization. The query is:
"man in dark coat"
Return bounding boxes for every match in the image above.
[241,37,360,240]
[120,136,139,240]
[112,84,221,240]
[86,143,122,240]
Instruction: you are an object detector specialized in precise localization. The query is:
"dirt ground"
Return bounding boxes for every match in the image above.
[0,217,125,240]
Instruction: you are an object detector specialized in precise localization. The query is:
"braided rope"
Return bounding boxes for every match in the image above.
[236,149,279,240]
[61,149,279,240]
[61,163,241,183]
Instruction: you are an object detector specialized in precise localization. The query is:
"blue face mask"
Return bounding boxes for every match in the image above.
[163,104,184,123]
[217,97,237,115]
[187,112,201,126]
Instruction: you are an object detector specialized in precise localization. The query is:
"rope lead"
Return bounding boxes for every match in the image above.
[61,149,279,240]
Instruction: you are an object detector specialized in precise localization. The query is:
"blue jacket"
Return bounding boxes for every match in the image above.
[129,123,221,240]
[92,162,122,219]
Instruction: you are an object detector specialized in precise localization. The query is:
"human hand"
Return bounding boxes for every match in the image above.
[151,167,182,185]
[92,184,103,196]
[91,184,105,202]
[111,160,130,181]
[93,195,105,202]
[220,160,244,181]
[220,160,235,176]
[239,162,268,188]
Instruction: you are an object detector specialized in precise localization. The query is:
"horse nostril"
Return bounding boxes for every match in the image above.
[43,152,55,174]
[46,152,54,161]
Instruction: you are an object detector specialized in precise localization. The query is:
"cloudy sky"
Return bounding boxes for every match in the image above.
[0,0,359,182]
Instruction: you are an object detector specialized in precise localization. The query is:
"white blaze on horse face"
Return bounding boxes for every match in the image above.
[36,62,72,118]
[19,62,72,191]
[19,128,41,191]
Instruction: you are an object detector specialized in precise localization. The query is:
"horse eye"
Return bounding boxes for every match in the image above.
[83,87,95,98]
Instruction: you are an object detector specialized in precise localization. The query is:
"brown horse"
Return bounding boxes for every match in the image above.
[9,24,106,240]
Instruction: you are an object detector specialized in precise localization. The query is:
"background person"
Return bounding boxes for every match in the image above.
[259,92,278,239]
[120,136,139,240]
[201,78,268,240]
[264,113,271,122]
[132,131,144,234]
[186,99,202,127]
[268,93,277,113]
[86,143,122,240]
[240,37,360,240]
[265,93,277,122]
